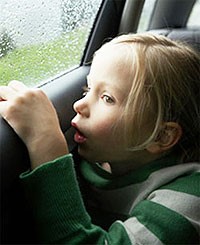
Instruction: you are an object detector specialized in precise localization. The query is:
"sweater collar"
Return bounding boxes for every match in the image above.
[80,153,181,189]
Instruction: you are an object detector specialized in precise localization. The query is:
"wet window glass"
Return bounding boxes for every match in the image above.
[187,0,200,27]
[137,0,156,33]
[0,0,102,86]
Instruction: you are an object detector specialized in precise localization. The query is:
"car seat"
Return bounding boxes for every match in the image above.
[148,28,200,52]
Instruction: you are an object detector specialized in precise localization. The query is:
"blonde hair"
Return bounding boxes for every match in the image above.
[96,33,200,162]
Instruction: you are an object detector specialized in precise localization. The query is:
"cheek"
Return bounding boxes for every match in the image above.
[92,117,123,145]
[80,116,126,163]
[94,120,114,137]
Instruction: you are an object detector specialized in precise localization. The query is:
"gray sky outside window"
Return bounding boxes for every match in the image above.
[0,0,102,86]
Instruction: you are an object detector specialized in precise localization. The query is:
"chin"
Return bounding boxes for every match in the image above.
[78,150,100,164]
[78,145,111,164]
[78,147,94,163]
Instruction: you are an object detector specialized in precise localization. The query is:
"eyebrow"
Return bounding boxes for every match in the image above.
[87,76,126,100]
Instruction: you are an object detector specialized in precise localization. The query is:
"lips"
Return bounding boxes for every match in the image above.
[71,122,87,144]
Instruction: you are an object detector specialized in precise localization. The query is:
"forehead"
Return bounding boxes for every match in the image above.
[89,45,134,92]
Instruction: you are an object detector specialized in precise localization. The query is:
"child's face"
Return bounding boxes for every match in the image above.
[71,46,151,171]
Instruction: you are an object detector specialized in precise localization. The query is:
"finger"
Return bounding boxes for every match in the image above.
[0,86,18,101]
[0,101,9,119]
[8,80,29,92]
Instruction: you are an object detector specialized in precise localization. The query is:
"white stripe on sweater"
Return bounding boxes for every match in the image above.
[119,218,164,245]
[147,189,200,233]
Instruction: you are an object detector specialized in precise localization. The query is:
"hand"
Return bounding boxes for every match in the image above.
[0,81,69,168]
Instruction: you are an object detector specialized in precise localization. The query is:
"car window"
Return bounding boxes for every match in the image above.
[0,0,102,86]
[187,0,200,27]
[137,0,157,33]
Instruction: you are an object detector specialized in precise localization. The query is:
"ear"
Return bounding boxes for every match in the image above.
[146,122,182,154]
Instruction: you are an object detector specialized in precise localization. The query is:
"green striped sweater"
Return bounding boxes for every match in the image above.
[20,153,200,244]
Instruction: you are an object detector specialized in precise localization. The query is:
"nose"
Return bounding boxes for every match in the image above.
[73,97,90,117]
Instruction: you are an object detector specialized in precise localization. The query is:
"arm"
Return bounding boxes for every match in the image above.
[20,154,132,245]
[0,81,128,244]
[20,154,199,245]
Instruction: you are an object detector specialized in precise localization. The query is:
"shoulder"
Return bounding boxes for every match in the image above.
[146,168,200,222]
[128,168,200,244]
[146,170,200,225]
[159,169,200,196]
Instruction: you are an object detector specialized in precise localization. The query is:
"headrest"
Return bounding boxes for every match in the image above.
[149,28,200,52]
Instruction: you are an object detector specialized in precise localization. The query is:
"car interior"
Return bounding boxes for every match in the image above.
[1,0,200,243]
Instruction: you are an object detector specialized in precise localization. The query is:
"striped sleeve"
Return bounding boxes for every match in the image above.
[122,172,200,244]
[20,155,132,245]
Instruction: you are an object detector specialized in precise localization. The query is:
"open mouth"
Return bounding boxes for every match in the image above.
[71,122,87,144]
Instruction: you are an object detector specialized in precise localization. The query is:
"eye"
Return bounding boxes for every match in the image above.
[101,94,115,104]
[82,85,90,96]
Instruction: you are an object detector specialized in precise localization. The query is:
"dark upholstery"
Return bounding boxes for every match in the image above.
[149,28,200,52]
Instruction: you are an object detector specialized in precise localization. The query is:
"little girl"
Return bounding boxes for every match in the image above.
[0,33,199,244]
